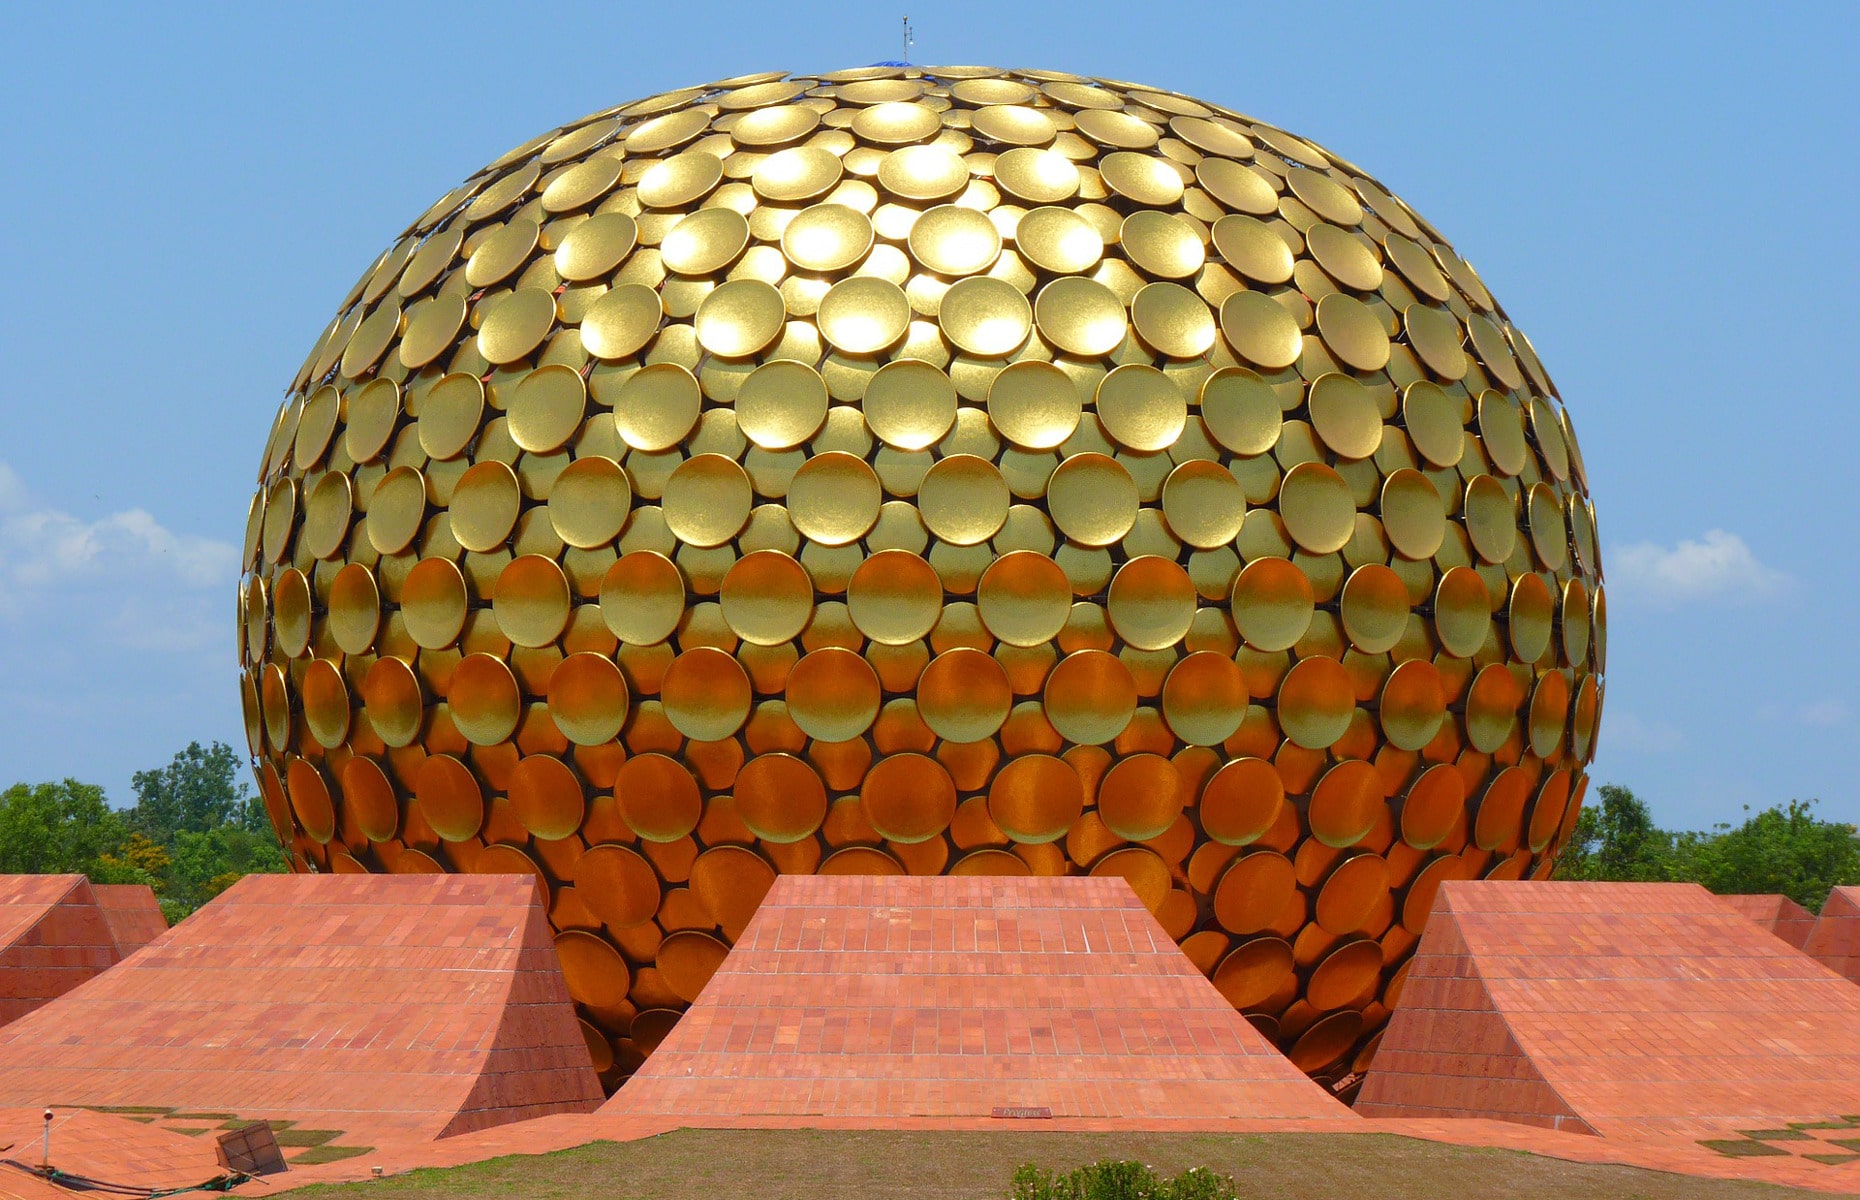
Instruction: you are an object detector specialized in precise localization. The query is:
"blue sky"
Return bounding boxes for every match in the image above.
[0,2,1853,830]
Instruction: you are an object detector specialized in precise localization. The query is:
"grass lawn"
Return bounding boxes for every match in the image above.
[286,1129,1858,1200]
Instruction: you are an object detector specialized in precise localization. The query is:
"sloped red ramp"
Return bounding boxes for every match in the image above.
[605,875,1347,1121]
[0,874,603,1142]
[89,883,167,954]
[1356,880,1860,1137]
[0,876,120,1028]
[1803,886,1860,983]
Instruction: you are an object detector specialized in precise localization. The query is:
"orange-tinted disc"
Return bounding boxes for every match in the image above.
[987,754,1084,844]
[1276,657,1355,750]
[1199,758,1284,846]
[615,752,702,842]
[510,754,586,839]
[555,930,631,1008]
[1043,649,1137,745]
[1214,937,1295,1009]
[786,647,881,742]
[917,648,1012,743]
[1309,759,1385,849]
[661,647,753,741]
[1096,753,1184,842]
[577,843,661,928]
[735,752,829,842]
[548,652,630,745]
[861,752,958,843]
[449,653,522,745]
[1160,652,1248,746]
[414,754,484,842]
[689,844,777,934]
[1214,850,1296,935]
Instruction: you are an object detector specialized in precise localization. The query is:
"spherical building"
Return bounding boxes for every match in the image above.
[240,65,1604,1093]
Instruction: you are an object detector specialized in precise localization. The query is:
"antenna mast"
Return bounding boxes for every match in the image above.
[902,16,914,63]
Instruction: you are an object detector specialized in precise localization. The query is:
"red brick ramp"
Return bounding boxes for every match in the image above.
[0,1107,227,1198]
[0,874,603,1142]
[604,876,1347,1121]
[1356,880,1860,1137]
[1803,886,1860,983]
[1719,892,1818,949]
[89,883,167,954]
[0,876,120,1028]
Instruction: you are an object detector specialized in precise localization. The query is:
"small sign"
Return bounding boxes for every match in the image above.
[991,1106,1054,1120]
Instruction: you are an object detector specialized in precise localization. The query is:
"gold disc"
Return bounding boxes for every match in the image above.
[977,551,1070,647]
[987,754,1084,845]
[601,551,685,645]
[1212,215,1294,284]
[1276,656,1354,749]
[509,363,587,453]
[1161,460,1245,549]
[817,275,910,354]
[1130,282,1216,359]
[1314,293,1389,373]
[577,844,660,928]
[402,557,468,649]
[581,283,664,360]
[787,646,882,741]
[1048,453,1138,546]
[1309,759,1384,848]
[615,753,702,841]
[478,288,558,364]
[556,211,639,282]
[909,204,1002,276]
[614,363,702,452]
[494,554,572,648]
[781,203,874,273]
[1043,649,1136,744]
[1219,290,1302,370]
[450,460,521,552]
[660,207,751,275]
[1091,846,1172,913]
[1402,764,1467,850]
[549,651,630,745]
[661,646,753,740]
[735,752,828,842]
[1307,373,1381,459]
[549,455,631,549]
[937,276,1032,356]
[1014,206,1104,275]
[918,647,1012,742]
[876,143,969,201]
[1099,151,1185,205]
[662,454,752,547]
[788,451,882,545]
[919,455,1009,545]
[636,152,724,209]
[343,378,401,463]
[1339,563,1408,654]
[1404,304,1468,380]
[1200,367,1283,456]
[847,549,943,645]
[720,550,815,646]
[340,756,399,842]
[864,359,958,449]
[1214,850,1295,935]
[1200,758,1284,846]
[1160,651,1248,746]
[1198,158,1278,215]
[1098,753,1184,842]
[1381,468,1447,560]
[327,563,381,655]
[1279,462,1354,554]
[450,653,522,745]
[1107,556,1195,650]
[1095,365,1186,452]
[862,753,958,843]
[362,656,422,747]
[1034,277,1127,357]
[695,279,786,358]
[754,145,845,203]
[510,754,585,840]
[418,372,485,460]
[1120,210,1204,279]
[414,754,484,842]
[1381,658,1446,752]
[993,147,1080,203]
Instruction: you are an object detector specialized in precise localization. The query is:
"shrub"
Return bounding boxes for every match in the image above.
[1008,1160,1239,1200]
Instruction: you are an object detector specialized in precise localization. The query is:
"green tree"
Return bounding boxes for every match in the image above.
[128,740,256,843]
[1674,801,1860,912]
[0,780,127,875]
[1554,784,1673,883]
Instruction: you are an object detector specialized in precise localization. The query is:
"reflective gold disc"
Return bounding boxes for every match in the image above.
[344,378,401,463]
[549,651,630,745]
[847,549,943,644]
[1316,854,1390,935]
[509,364,587,453]
[662,646,753,741]
[875,144,968,201]
[1096,365,1186,452]
[754,146,844,203]
[1130,283,1216,359]
[721,550,814,646]
[510,754,585,840]
[616,752,702,841]
[1465,662,1523,753]
[1307,938,1380,1011]
[1015,206,1104,275]
[1401,380,1464,467]
[1161,652,1248,746]
[637,152,724,209]
[940,276,1033,356]
[781,204,874,273]
[818,276,910,354]
[970,104,1057,147]
[662,454,752,547]
[1279,462,1355,553]
[918,647,1012,743]
[1478,391,1529,476]
[1276,656,1354,749]
[340,756,398,842]
[327,562,381,655]
[1219,291,1301,370]
[301,659,350,748]
[1433,567,1491,659]
[1380,659,1445,751]
[1464,474,1517,563]
[577,844,661,928]
[555,930,630,1008]
[788,451,881,545]
[689,845,776,935]
[1309,759,1384,848]
[658,931,729,1003]
[977,551,1070,647]
[1161,460,1245,549]
[861,753,957,843]
[737,360,828,450]
[1401,764,1466,850]
[735,752,828,842]
[1198,158,1278,215]
[1511,572,1555,664]
[987,754,1083,843]
[402,557,468,649]
[466,218,540,288]
[1214,851,1296,935]
[478,288,558,364]
[695,279,786,358]
[581,284,664,360]
[1215,937,1294,1008]
[732,104,821,146]
[1404,304,1467,381]
[1120,211,1204,278]
[450,460,521,552]
[1099,151,1185,205]
[993,147,1080,203]
[1381,469,1446,560]
[1200,758,1284,846]
[419,373,485,460]
[549,455,631,548]
[614,363,701,451]
[1200,368,1283,456]
[786,647,881,741]
[556,211,639,282]
[494,554,572,648]
[272,568,312,657]
[1314,293,1389,372]
[1306,223,1382,292]
[1107,556,1195,650]
[361,656,422,747]
[415,754,484,842]
[864,359,957,449]
[1307,373,1381,459]
[1339,564,1407,654]
[450,652,522,745]
[1043,649,1136,744]
[919,454,1009,545]
[909,205,1002,276]
[1091,847,1172,913]
[1048,452,1137,546]
[1034,277,1127,357]
[601,551,685,645]
[660,207,751,275]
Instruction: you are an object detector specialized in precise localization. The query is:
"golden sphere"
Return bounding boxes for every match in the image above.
[242,65,1604,1090]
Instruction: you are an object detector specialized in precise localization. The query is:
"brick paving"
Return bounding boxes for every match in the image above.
[0,877,121,1029]
[606,876,1346,1121]
[1803,887,1860,984]
[0,874,603,1142]
[1719,893,1817,950]
[88,884,167,955]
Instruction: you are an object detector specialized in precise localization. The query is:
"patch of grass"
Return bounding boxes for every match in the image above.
[168,1126,216,1137]
[1699,1140,1791,1158]
[1740,1130,1814,1142]
[1805,1154,1860,1167]
[274,1128,342,1148]
[1008,1161,1236,1200]
[88,1105,172,1115]
[291,1145,374,1166]
[169,1112,237,1121]
[1829,1139,1860,1153]
[279,1129,1853,1200]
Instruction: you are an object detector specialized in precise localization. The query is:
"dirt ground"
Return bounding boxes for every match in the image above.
[288,1128,1858,1200]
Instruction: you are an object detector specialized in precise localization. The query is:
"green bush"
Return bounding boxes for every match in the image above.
[1008,1160,1239,1200]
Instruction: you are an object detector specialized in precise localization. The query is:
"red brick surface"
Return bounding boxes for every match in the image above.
[0,1107,226,1198]
[1802,886,1860,984]
[0,874,603,1141]
[89,883,168,954]
[0,876,120,1028]
[1718,892,1817,949]
[605,875,1347,1121]
[1356,880,1860,1137]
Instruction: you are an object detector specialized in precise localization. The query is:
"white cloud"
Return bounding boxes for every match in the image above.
[1607,530,1787,607]
[1800,700,1850,728]
[1604,712,1685,754]
[0,464,238,652]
